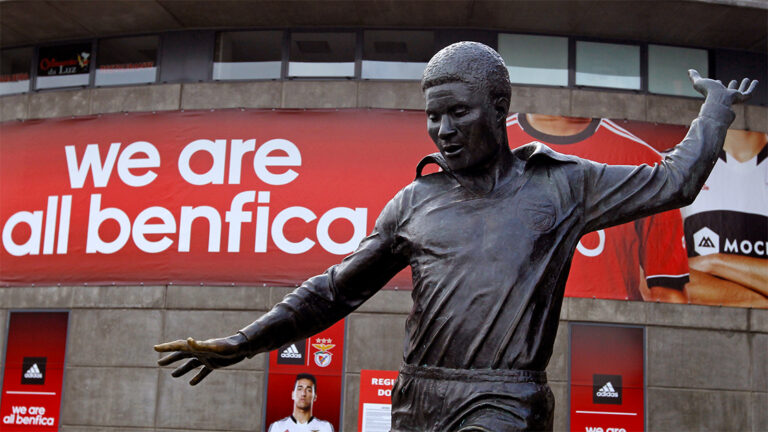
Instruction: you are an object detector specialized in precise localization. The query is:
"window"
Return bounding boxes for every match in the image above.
[36,42,92,89]
[288,32,356,78]
[95,36,158,86]
[648,45,707,98]
[498,34,568,86]
[576,41,640,90]
[361,30,433,80]
[214,31,283,80]
[0,47,31,95]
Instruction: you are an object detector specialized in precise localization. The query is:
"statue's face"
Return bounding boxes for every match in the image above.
[425,81,502,172]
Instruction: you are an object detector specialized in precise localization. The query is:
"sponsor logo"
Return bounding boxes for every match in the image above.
[693,226,766,256]
[693,227,719,256]
[312,338,335,368]
[277,342,306,365]
[21,357,46,385]
[593,374,622,405]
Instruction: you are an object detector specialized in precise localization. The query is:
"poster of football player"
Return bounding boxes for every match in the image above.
[264,319,345,430]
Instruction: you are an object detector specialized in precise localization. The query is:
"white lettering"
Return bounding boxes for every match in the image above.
[272,206,316,254]
[132,207,176,253]
[42,196,58,255]
[225,191,255,252]
[2,210,43,256]
[377,389,392,396]
[57,195,72,254]
[86,194,130,254]
[724,239,738,253]
[178,139,227,185]
[316,207,367,255]
[179,206,222,252]
[253,139,301,186]
[740,240,753,254]
[577,229,605,257]
[755,241,765,255]
[228,139,256,184]
[255,191,270,252]
[116,141,160,187]
[65,143,120,188]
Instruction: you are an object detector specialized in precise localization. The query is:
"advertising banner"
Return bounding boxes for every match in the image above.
[569,323,644,432]
[264,319,345,431]
[2,109,765,307]
[0,312,68,431]
[358,369,398,432]
[1,110,430,287]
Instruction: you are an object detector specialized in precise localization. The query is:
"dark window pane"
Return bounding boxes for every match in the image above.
[96,36,158,86]
[362,30,434,80]
[214,31,283,80]
[0,47,32,95]
[649,45,707,98]
[289,32,355,78]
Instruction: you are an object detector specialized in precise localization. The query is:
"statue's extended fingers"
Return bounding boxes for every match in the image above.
[154,339,192,353]
[745,80,758,95]
[172,358,202,378]
[727,80,738,89]
[157,351,191,366]
[187,337,226,353]
[190,366,212,386]
[688,69,701,83]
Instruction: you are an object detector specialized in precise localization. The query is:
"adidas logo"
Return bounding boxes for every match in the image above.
[596,382,619,398]
[280,344,302,359]
[24,363,43,379]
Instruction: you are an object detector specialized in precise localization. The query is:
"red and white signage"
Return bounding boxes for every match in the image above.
[264,319,346,431]
[1,312,68,431]
[1,110,430,287]
[569,323,644,432]
[358,369,398,432]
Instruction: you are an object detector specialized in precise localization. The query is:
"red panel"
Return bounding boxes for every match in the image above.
[1,312,68,431]
[265,319,345,430]
[570,324,644,432]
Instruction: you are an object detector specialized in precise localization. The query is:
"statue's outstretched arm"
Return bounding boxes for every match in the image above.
[581,70,757,233]
[156,191,409,385]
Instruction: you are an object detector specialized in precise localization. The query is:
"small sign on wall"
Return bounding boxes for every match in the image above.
[1,312,69,431]
[358,369,398,432]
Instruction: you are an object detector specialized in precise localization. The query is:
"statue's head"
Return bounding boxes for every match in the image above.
[422,42,511,173]
[422,41,511,104]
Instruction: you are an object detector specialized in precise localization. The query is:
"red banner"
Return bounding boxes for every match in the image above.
[1,312,68,431]
[1,110,431,286]
[569,323,644,432]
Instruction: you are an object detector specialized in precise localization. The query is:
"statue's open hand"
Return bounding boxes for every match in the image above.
[689,69,758,106]
[154,333,248,385]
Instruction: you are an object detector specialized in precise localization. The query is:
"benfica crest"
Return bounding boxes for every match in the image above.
[311,338,335,367]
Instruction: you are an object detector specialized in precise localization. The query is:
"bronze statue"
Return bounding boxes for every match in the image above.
[156,42,757,431]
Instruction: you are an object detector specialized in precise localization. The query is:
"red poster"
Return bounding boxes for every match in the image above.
[1,110,430,287]
[0,312,68,431]
[569,323,644,432]
[358,370,398,432]
[264,319,345,431]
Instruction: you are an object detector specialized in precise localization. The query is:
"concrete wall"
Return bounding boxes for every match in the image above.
[2,81,767,132]
[0,286,765,431]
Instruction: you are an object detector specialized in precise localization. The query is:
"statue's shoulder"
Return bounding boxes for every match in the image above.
[513,141,581,166]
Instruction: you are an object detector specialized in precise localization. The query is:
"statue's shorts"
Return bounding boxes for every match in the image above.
[391,363,554,432]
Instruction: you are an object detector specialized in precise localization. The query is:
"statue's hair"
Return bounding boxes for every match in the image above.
[422,41,511,102]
